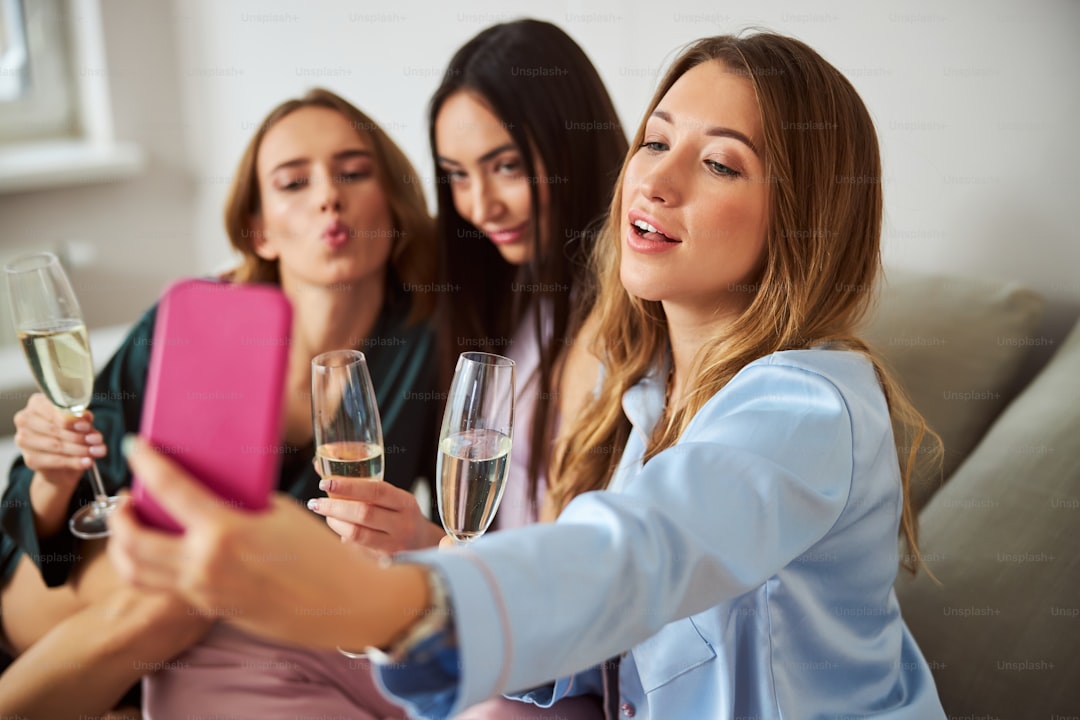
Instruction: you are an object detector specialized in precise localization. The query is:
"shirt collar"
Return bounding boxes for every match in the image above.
[621,361,670,444]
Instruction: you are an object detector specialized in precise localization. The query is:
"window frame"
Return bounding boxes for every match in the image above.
[0,0,143,193]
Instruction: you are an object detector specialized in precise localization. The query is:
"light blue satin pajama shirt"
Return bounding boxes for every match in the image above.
[378,349,946,720]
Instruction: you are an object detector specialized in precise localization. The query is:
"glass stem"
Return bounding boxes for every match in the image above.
[70,409,110,506]
[86,460,110,507]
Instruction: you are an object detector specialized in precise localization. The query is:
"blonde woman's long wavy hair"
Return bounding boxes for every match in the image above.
[551,33,940,574]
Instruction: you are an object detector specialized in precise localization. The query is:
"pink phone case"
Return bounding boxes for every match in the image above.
[132,278,292,533]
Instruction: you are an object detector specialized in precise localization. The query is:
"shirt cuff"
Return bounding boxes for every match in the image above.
[372,547,510,717]
[374,626,462,720]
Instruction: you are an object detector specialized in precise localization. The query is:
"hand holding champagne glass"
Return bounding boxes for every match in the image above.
[311,350,384,483]
[438,352,515,545]
[4,251,122,539]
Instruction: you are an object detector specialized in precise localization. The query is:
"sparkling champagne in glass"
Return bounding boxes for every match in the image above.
[437,352,515,545]
[4,252,123,539]
[311,350,384,484]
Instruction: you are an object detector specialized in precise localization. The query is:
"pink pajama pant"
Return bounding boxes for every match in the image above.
[144,624,603,719]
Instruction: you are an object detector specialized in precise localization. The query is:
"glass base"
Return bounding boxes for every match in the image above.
[69,496,124,539]
[336,645,369,659]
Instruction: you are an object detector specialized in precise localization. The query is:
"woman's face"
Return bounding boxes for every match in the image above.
[434,91,547,266]
[252,106,394,291]
[620,60,769,321]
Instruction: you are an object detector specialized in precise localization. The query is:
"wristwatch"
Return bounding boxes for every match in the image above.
[366,567,455,665]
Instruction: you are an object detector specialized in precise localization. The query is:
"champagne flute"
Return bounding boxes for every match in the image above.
[311,349,383,659]
[311,349,384,483]
[437,352,515,545]
[4,251,123,539]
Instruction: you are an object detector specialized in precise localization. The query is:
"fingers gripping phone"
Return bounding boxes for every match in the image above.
[131,278,292,533]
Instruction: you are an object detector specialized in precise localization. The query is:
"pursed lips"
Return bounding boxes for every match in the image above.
[322,220,350,248]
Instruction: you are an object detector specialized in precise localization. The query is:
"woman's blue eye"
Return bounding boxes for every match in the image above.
[640,141,668,152]
[706,160,739,177]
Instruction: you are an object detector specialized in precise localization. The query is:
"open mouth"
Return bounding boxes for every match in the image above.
[631,219,680,243]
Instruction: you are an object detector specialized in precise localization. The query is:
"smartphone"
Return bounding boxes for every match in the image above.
[131,278,292,533]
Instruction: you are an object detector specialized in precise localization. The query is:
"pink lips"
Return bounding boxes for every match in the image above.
[322,220,350,249]
[626,209,681,255]
[484,222,528,246]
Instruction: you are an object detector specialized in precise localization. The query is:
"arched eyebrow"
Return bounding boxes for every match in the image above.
[651,110,760,157]
[437,143,517,168]
[270,149,373,174]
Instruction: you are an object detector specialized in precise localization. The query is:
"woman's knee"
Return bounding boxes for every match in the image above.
[1,555,83,654]
[92,587,213,660]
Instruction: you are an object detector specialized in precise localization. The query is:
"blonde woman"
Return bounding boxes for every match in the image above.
[109,33,946,720]
[0,88,437,718]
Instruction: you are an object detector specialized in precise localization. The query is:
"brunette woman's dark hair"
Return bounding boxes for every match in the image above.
[428,19,628,513]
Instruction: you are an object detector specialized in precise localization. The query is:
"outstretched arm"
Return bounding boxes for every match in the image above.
[108,360,858,718]
[107,437,429,652]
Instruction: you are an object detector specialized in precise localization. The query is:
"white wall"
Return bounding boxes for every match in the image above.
[3,0,1078,359]
[172,0,1080,359]
[0,0,198,333]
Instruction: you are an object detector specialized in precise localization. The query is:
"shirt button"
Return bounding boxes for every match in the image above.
[620,701,636,717]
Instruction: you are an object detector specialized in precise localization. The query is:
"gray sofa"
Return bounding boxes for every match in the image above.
[865,270,1080,718]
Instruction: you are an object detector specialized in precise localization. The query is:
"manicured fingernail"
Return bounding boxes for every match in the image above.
[80,457,92,468]
[89,445,106,457]
[121,434,138,458]
[86,433,103,445]
[74,421,91,432]
[306,498,320,511]
[318,478,330,491]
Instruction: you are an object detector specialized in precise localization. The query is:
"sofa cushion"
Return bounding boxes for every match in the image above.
[862,269,1044,509]
[894,314,1080,716]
